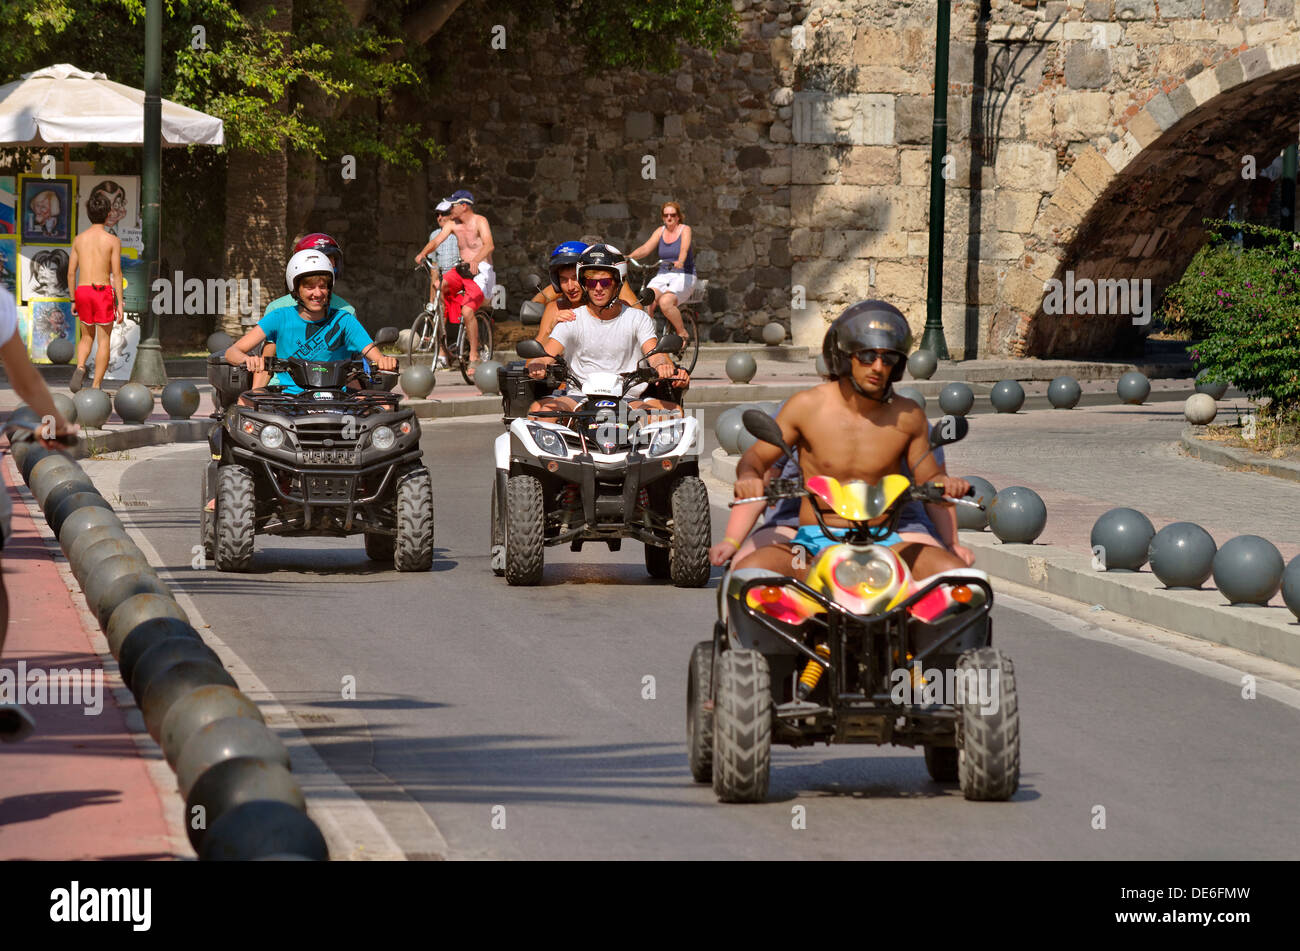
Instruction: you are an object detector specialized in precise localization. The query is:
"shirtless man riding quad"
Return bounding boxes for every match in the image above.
[733,301,974,580]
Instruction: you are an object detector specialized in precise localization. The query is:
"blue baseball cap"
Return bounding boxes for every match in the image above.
[445,189,474,205]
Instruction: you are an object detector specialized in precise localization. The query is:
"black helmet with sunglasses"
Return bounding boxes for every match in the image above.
[823,300,914,401]
[576,244,628,299]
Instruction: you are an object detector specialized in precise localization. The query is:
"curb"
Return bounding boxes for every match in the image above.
[1179,426,1300,484]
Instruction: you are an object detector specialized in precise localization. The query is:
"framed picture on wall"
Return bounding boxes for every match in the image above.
[16,305,32,350]
[78,175,142,248]
[0,235,16,297]
[19,244,71,302]
[28,298,76,364]
[17,175,75,244]
[0,177,15,235]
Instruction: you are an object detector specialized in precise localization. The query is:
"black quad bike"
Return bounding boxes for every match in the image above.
[490,335,710,587]
[202,329,435,571]
[690,411,1020,803]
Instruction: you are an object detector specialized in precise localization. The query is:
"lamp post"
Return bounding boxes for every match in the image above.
[920,0,952,360]
[131,0,167,386]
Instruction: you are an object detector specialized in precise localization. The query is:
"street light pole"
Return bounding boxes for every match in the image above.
[131,0,167,386]
[920,0,952,360]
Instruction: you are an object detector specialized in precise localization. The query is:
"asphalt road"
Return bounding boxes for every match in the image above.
[104,415,1300,860]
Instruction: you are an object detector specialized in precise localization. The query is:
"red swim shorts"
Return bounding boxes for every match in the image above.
[74,284,116,325]
[441,270,484,323]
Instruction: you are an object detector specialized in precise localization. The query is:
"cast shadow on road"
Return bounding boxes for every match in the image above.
[0,789,122,826]
[521,562,722,590]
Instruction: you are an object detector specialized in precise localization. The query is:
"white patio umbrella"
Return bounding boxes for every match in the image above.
[0,63,223,147]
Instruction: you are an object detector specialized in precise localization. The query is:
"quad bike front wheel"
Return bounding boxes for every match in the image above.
[490,477,505,577]
[394,466,435,571]
[199,468,215,563]
[504,474,545,585]
[687,640,715,783]
[669,476,711,588]
[214,465,255,571]
[712,649,771,803]
[956,647,1020,801]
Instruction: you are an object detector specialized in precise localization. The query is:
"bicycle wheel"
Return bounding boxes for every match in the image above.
[458,313,494,386]
[679,308,700,374]
[408,311,438,363]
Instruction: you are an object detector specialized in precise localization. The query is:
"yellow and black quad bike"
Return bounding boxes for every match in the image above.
[688,411,1019,804]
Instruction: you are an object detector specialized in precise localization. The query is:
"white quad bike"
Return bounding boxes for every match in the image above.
[490,336,710,587]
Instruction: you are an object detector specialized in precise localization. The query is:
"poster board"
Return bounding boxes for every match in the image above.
[86,247,140,382]
[0,177,14,235]
[77,175,142,251]
[27,298,76,364]
[17,174,75,245]
[19,244,71,302]
[0,235,15,298]
[16,305,32,351]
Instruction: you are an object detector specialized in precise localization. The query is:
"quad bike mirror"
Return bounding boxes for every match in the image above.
[650,334,683,356]
[519,300,545,326]
[741,409,795,462]
[639,286,656,306]
[526,272,541,290]
[516,339,548,359]
[929,414,969,448]
[373,326,400,346]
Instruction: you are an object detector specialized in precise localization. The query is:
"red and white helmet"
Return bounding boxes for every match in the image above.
[285,249,334,299]
[294,232,342,277]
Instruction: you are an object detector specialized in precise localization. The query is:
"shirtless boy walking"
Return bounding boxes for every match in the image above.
[66,190,124,392]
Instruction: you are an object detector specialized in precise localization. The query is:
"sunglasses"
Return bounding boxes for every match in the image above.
[662,213,678,219]
[584,277,616,289]
[852,349,902,367]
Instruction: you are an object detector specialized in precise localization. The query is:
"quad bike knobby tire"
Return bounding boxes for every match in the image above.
[200,468,215,563]
[490,478,505,577]
[668,476,710,588]
[394,467,435,571]
[924,744,959,782]
[686,640,715,782]
[214,465,255,571]
[365,531,395,562]
[504,474,544,585]
[712,649,771,803]
[644,543,670,579]
[956,647,1020,801]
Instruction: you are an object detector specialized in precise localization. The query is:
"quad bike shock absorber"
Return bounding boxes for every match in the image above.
[796,643,831,700]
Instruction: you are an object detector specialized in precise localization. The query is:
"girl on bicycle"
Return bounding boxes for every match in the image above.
[627,201,695,343]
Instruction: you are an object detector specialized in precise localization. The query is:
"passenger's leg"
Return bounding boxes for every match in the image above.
[734,525,796,565]
[892,540,968,579]
[734,540,807,579]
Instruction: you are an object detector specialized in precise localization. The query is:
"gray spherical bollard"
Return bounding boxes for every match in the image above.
[199,800,328,862]
[737,428,760,454]
[29,455,83,506]
[1148,522,1217,590]
[956,476,997,531]
[130,636,221,698]
[475,360,503,395]
[46,337,75,365]
[51,392,77,424]
[10,438,35,472]
[756,401,781,417]
[58,504,124,551]
[1047,376,1082,409]
[893,385,926,412]
[714,407,745,455]
[113,382,155,424]
[1089,507,1156,571]
[1116,371,1150,405]
[94,572,175,630]
[987,486,1047,544]
[1184,393,1217,425]
[142,660,238,742]
[1212,535,1285,606]
[65,526,128,581]
[70,535,146,588]
[48,491,113,537]
[20,441,60,484]
[395,328,414,353]
[725,352,757,384]
[161,381,201,419]
[173,716,289,790]
[814,353,829,377]
[761,322,785,345]
[938,382,975,417]
[73,388,112,429]
[907,349,938,380]
[1282,556,1300,620]
[989,380,1025,414]
[117,617,203,685]
[207,331,235,354]
[400,365,435,400]
[82,553,160,617]
[1194,369,1228,400]
[106,600,192,661]
[185,757,306,852]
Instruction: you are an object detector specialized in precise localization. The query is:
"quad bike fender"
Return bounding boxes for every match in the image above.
[724,568,807,656]
[494,430,512,471]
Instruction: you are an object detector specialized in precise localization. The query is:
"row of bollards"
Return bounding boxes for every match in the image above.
[5,425,327,860]
[43,341,202,425]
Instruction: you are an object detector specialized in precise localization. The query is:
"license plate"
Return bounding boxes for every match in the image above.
[306,476,353,500]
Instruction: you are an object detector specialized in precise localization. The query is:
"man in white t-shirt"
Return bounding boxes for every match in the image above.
[525,245,688,417]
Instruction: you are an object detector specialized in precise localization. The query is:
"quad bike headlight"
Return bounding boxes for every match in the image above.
[833,553,896,591]
[371,425,396,450]
[646,423,685,457]
[259,424,285,449]
[527,424,568,457]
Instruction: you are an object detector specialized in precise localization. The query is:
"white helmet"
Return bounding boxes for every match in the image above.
[285,249,335,298]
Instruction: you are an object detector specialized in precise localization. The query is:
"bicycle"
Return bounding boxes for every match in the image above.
[409,257,494,386]
[626,257,700,374]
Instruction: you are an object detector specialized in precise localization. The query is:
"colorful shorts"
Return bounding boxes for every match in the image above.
[74,284,115,325]
[791,524,905,558]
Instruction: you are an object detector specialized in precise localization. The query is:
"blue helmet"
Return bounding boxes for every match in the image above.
[548,240,588,292]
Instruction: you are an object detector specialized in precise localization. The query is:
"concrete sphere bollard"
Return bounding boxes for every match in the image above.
[1282,556,1300,620]
[142,660,238,742]
[106,598,191,659]
[1212,535,1285,606]
[893,385,926,412]
[207,331,235,354]
[989,380,1025,414]
[46,337,75,365]
[173,716,289,790]
[725,352,757,384]
[130,636,221,698]
[956,476,997,531]
[117,617,203,685]
[756,401,781,417]
[907,349,938,380]
[10,438,36,472]
[1194,369,1228,400]
[714,407,745,454]
[65,526,128,582]
[199,800,328,862]
[1089,507,1156,571]
[161,381,201,419]
[475,360,503,395]
[74,388,113,428]
[395,328,414,353]
[184,757,305,851]
[58,504,124,551]
[70,535,146,588]
[94,572,175,629]
[1048,376,1082,409]
[1116,371,1150,405]
[987,486,1047,544]
[761,322,785,345]
[51,392,77,424]
[82,553,160,616]
[814,353,829,377]
[113,382,155,424]
[938,382,975,417]
[20,442,62,484]
[47,491,113,537]
[29,455,83,506]
[1184,393,1217,425]
[737,428,760,454]
[400,365,435,400]
[1147,522,1217,589]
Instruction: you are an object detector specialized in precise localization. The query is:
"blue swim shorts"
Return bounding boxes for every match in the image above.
[791,524,904,558]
